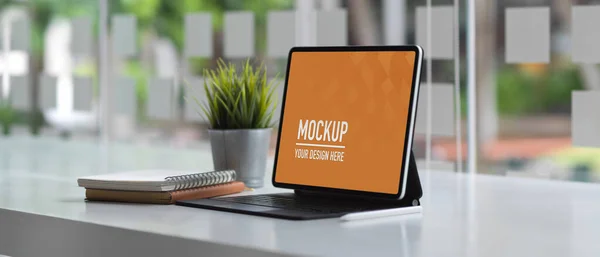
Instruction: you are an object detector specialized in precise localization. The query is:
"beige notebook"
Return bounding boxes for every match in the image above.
[85,181,246,204]
[77,169,237,192]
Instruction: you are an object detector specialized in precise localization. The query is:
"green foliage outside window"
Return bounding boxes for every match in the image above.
[497,65,584,116]
[0,101,15,135]
[459,64,585,117]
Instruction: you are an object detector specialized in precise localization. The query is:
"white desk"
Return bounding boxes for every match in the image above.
[1,136,600,257]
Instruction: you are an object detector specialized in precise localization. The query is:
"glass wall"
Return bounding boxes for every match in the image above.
[11,1,575,178]
[470,0,600,183]
[105,0,295,149]
[0,0,463,172]
[0,0,100,140]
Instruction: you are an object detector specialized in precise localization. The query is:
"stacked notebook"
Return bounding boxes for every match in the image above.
[77,169,245,204]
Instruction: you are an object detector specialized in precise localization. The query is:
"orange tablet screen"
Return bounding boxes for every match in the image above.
[274,50,417,194]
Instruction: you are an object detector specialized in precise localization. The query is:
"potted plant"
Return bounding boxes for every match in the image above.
[0,101,15,136]
[187,58,280,188]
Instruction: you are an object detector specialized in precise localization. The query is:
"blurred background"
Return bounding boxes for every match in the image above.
[2,0,600,183]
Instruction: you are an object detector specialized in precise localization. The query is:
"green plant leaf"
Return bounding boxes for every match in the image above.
[186,57,279,129]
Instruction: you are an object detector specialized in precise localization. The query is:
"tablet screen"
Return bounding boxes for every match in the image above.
[274,50,418,195]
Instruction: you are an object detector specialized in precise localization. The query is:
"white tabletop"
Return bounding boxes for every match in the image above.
[1,136,600,257]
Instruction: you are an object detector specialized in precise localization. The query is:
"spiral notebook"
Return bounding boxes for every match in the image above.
[77,169,237,192]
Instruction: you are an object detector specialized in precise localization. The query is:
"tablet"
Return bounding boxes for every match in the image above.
[272,45,423,199]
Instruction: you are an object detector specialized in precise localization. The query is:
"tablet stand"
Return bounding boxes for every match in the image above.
[294,150,423,207]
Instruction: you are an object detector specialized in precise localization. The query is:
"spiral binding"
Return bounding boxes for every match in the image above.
[165,170,236,191]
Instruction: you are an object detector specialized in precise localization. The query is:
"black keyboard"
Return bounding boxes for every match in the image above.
[216,194,371,214]
[176,192,419,220]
